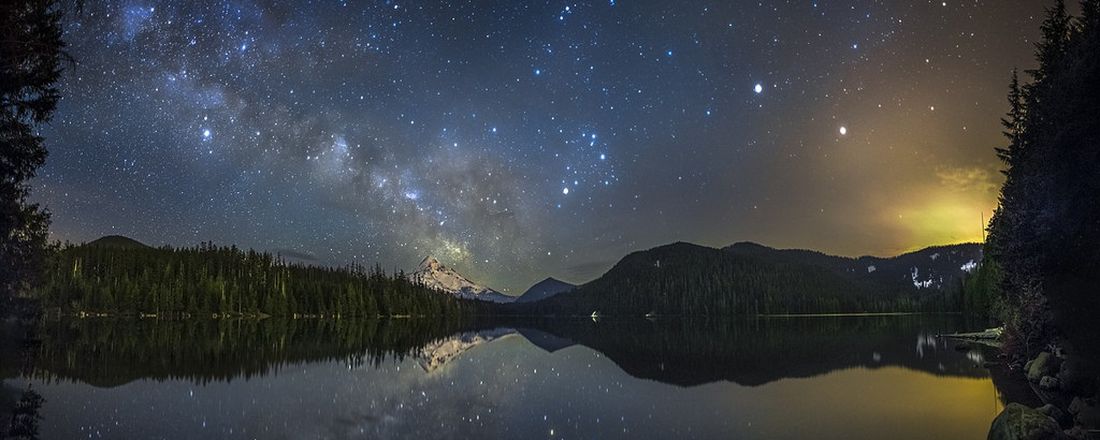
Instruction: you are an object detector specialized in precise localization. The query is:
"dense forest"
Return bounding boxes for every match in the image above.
[519,242,960,316]
[35,237,476,319]
[964,0,1100,361]
[38,238,978,319]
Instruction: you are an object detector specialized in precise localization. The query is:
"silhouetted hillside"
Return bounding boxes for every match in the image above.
[525,242,958,316]
[85,235,149,249]
[724,242,983,293]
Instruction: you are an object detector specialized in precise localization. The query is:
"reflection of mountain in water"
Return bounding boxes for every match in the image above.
[416,328,516,373]
[516,315,989,387]
[9,315,988,389]
[19,318,469,388]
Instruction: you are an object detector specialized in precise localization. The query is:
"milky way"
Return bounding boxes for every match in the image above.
[35,1,1047,292]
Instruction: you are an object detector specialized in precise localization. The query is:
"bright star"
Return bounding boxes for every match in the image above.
[754,83,763,94]
[562,187,570,195]
[839,126,848,135]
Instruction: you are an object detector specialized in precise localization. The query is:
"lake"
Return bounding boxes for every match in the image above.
[1,315,1006,439]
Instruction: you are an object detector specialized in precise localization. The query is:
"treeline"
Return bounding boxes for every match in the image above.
[978,0,1100,358]
[518,243,958,316]
[957,255,1004,318]
[35,242,476,318]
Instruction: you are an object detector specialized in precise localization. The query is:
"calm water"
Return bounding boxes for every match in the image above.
[1,315,1005,439]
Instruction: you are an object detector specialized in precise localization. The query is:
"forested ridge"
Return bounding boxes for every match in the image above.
[519,242,960,316]
[35,240,475,319]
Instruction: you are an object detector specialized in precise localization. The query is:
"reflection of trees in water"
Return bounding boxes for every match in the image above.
[16,316,988,389]
[516,315,991,387]
[1,387,43,440]
[0,322,45,440]
[26,318,470,387]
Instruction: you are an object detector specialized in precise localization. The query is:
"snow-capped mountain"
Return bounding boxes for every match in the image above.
[411,256,515,303]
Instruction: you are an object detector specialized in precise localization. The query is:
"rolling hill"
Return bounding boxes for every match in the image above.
[526,242,972,316]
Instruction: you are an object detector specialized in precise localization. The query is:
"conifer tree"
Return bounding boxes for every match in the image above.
[0,0,68,313]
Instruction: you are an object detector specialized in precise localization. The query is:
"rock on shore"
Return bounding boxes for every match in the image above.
[988,403,1067,440]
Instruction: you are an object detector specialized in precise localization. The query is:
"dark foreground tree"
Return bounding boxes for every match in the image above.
[0,0,68,312]
[986,0,1100,359]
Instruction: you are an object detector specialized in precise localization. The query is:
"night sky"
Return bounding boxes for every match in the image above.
[35,0,1047,293]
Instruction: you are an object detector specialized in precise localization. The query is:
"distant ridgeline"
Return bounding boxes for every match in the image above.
[518,242,983,316]
[39,236,982,317]
[37,236,476,318]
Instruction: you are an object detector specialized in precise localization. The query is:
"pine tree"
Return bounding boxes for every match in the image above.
[985,0,1100,359]
[1031,0,1071,83]
[0,0,68,314]
[995,69,1026,167]
[1083,0,1100,33]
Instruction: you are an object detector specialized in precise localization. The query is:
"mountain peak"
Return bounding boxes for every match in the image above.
[516,277,576,303]
[412,257,513,303]
[87,235,148,249]
[419,256,443,270]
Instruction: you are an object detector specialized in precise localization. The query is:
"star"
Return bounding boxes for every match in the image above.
[36,0,1033,294]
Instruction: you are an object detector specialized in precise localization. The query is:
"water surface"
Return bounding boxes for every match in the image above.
[2,315,1004,439]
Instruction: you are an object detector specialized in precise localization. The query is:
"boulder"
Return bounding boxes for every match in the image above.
[1039,376,1062,391]
[1036,404,1072,428]
[988,403,1067,440]
[1056,357,1097,397]
[1061,426,1086,440]
[1028,352,1063,383]
[1073,399,1100,428]
[1068,397,1085,415]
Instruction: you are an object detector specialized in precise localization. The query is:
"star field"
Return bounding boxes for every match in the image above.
[36,0,1046,292]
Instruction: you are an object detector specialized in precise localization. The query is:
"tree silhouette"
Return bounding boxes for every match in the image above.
[0,0,69,314]
[985,0,1100,358]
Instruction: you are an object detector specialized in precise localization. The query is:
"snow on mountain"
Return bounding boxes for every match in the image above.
[724,241,983,293]
[411,256,515,303]
[416,328,518,373]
